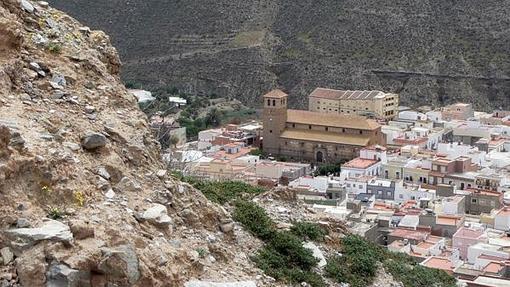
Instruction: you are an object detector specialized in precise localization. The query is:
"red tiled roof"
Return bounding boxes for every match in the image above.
[454,227,485,239]
[483,261,505,273]
[343,158,379,169]
[422,257,454,273]
[389,228,429,241]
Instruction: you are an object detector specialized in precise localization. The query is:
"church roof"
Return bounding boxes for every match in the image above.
[287,109,380,130]
[280,129,370,146]
[263,89,288,99]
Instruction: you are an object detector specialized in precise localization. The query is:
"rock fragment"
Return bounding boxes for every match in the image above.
[98,244,140,285]
[0,247,13,265]
[81,132,107,150]
[3,219,73,252]
[21,0,34,13]
[46,263,91,287]
[141,204,173,227]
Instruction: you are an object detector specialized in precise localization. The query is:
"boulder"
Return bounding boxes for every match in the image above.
[16,245,47,287]
[16,218,31,228]
[51,73,67,87]
[302,242,326,268]
[84,105,95,114]
[219,221,234,233]
[21,0,34,13]
[98,244,140,285]
[156,169,167,179]
[69,220,94,240]
[104,189,115,199]
[0,247,13,265]
[96,166,110,180]
[141,204,173,227]
[46,262,91,287]
[184,281,257,287]
[3,219,73,253]
[81,132,107,150]
[114,177,142,193]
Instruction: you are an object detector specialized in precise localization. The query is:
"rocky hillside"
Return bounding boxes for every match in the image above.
[0,1,268,286]
[48,0,510,110]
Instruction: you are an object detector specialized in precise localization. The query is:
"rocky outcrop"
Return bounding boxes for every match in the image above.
[3,219,73,253]
[98,244,140,285]
[0,1,265,286]
[139,204,173,227]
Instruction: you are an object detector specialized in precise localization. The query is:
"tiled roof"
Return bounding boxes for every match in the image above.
[309,88,389,100]
[342,158,379,169]
[453,227,485,239]
[436,215,463,226]
[263,89,288,99]
[389,228,429,241]
[287,109,380,130]
[483,261,505,273]
[421,257,454,273]
[280,129,370,146]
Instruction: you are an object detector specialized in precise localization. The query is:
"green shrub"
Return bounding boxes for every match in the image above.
[189,180,265,204]
[47,42,62,54]
[326,235,456,287]
[290,221,328,242]
[254,232,323,287]
[341,234,385,260]
[232,200,275,240]
[232,200,326,287]
[195,248,207,258]
[325,235,383,286]
[384,259,456,287]
[267,232,318,270]
[284,268,326,287]
[314,164,341,176]
[47,206,63,220]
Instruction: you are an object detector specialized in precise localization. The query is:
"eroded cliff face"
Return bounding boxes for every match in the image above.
[48,0,510,111]
[0,1,264,286]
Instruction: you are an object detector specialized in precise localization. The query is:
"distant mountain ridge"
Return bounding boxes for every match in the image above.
[49,0,510,111]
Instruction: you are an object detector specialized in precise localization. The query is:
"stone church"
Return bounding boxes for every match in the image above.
[262,89,385,163]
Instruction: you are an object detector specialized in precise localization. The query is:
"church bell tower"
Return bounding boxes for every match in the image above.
[262,89,288,155]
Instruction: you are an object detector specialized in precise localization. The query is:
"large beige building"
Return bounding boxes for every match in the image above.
[308,88,399,120]
[262,89,385,163]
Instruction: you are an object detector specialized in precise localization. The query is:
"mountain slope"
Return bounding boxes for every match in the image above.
[48,0,510,111]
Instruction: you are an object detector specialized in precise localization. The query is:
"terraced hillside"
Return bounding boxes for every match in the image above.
[49,0,510,110]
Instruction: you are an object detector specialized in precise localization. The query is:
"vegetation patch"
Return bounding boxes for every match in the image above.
[290,221,328,242]
[47,206,64,220]
[314,163,341,176]
[47,42,62,54]
[182,178,265,205]
[325,234,456,287]
[248,148,268,158]
[135,85,256,140]
[233,200,325,287]
[232,200,275,240]
[384,258,456,287]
